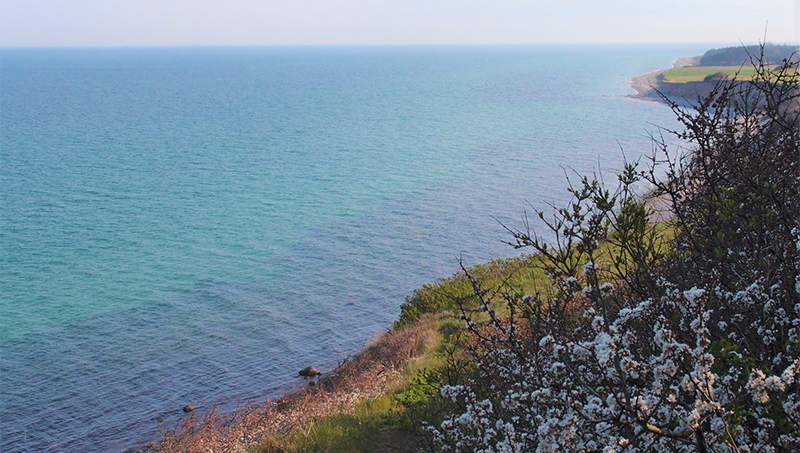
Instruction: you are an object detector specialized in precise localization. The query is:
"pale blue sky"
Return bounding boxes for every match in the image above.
[1,0,798,47]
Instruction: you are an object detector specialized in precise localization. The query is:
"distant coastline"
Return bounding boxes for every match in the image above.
[629,43,800,106]
[627,55,702,104]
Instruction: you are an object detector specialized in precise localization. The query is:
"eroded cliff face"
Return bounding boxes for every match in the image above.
[637,80,719,106]
[637,78,799,113]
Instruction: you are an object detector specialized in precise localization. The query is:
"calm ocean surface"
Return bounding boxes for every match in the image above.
[0,44,709,452]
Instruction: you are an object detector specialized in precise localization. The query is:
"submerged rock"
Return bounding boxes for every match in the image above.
[182,405,194,413]
[298,366,319,377]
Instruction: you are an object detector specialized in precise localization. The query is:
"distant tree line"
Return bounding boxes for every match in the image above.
[700,43,798,66]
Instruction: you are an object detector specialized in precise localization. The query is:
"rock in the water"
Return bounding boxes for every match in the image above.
[182,405,194,413]
[298,366,318,377]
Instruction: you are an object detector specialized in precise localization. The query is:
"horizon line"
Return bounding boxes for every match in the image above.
[3,40,796,50]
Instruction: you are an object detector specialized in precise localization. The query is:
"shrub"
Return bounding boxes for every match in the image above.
[426,46,799,452]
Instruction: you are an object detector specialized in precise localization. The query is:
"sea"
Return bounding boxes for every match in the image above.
[0,44,711,452]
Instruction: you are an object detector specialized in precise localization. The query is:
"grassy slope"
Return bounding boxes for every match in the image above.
[263,327,448,453]
[660,66,760,83]
[245,254,551,452]
[249,221,677,452]
[659,65,799,83]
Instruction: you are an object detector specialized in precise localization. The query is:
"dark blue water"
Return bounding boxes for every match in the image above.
[0,44,708,452]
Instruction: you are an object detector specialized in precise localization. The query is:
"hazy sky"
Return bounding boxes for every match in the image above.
[1,0,798,47]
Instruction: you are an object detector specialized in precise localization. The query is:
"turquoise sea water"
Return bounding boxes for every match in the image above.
[1,44,709,452]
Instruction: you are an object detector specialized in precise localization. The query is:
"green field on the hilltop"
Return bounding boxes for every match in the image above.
[660,65,763,83]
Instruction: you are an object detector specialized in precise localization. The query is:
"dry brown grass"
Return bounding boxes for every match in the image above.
[148,319,437,453]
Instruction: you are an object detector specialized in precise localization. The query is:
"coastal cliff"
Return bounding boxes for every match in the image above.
[628,56,718,105]
[630,44,799,106]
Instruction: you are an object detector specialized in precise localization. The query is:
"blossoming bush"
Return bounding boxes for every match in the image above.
[426,49,799,452]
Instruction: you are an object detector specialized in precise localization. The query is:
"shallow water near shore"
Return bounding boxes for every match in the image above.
[0,44,710,452]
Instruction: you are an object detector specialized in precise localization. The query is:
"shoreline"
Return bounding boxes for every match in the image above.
[145,317,439,452]
[626,55,700,102]
[143,254,545,452]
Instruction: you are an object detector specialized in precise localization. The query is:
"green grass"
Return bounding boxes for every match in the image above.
[283,316,460,453]
[283,396,416,453]
[394,254,551,329]
[657,65,795,83]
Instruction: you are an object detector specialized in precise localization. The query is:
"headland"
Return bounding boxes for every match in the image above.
[629,43,798,106]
